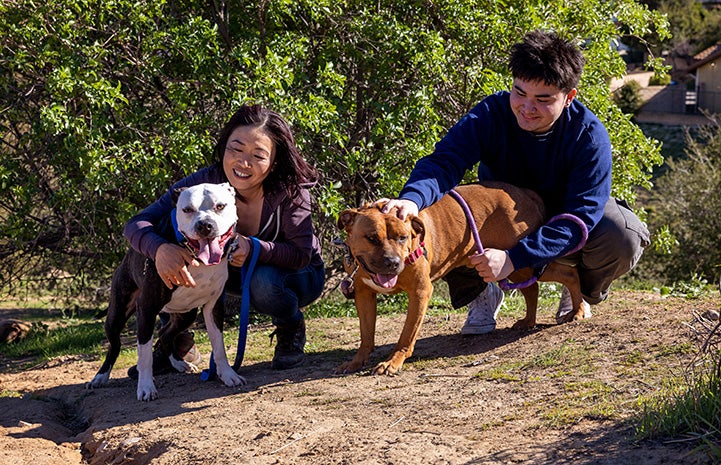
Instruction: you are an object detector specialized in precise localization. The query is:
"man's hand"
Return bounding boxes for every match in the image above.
[469,248,514,282]
[155,243,199,289]
[374,198,419,221]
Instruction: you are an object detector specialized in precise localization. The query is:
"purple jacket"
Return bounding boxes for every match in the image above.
[123,164,323,270]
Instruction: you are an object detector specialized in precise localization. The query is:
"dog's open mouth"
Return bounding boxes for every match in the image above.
[185,226,235,266]
[371,273,398,289]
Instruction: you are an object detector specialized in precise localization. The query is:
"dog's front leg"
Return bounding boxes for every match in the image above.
[136,339,158,401]
[373,282,432,375]
[335,285,378,374]
[135,310,159,401]
[202,303,246,387]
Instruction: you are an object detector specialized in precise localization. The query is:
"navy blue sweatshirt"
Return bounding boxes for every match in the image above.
[398,91,612,270]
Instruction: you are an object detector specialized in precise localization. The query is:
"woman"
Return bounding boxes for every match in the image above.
[124,104,325,371]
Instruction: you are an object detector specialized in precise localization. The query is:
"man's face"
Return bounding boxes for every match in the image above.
[509,78,577,134]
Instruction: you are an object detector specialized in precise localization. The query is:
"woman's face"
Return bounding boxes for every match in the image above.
[509,78,576,134]
[222,124,276,195]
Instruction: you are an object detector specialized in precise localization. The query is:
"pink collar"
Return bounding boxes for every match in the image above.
[405,242,426,265]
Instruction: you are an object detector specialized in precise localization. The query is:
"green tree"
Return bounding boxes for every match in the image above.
[0,0,669,297]
[641,123,721,283]
[657,0,721,54]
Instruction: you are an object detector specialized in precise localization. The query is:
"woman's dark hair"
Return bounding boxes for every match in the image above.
[214,104,318,199]
[509,30,585,92]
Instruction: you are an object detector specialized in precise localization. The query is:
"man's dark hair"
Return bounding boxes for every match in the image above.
[509,30,585,92]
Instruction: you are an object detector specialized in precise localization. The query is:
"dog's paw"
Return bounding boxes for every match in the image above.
[85,372,110,389]
[137,381,159,401]
[217,367,247,387]
[335,359,366,375]
[511,317,536,330]
[371,361,402,376]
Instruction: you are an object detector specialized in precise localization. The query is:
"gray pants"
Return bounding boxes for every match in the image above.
[445,198,650,307]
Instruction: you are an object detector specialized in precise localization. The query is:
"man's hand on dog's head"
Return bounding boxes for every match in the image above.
[155,243,199,289]
[376,198,419,221]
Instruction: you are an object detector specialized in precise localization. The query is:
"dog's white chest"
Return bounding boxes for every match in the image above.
[162,259,229,312]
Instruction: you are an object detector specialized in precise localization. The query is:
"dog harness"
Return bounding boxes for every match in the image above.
[447,189,588,291]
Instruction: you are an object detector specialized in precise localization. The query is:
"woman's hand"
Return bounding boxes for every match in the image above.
[374,198,419,220]
[229,234,251,268]
[155,243,199,289]
[469,248,514,282]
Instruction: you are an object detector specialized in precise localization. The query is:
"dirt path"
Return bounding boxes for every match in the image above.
[1,290,719,465]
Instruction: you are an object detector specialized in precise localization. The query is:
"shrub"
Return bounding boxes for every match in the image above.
[613,80,644,115]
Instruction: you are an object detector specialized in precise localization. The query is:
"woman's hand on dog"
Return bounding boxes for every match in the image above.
[470,248,514,282]
[229,234,250,267]
[155,243,199,289]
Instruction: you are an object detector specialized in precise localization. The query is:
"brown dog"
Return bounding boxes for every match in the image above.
[335,181,585,375]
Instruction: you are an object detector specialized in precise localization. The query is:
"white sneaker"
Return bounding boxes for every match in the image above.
[555,286,592,324]
[461,283,504,335]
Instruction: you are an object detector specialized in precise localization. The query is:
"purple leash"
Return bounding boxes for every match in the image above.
[447,188,588,291]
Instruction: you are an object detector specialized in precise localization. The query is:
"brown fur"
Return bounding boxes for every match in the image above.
[336,181,585,375]
[0,319,31,344]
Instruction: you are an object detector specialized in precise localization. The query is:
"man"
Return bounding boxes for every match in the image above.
[380,30,650,335]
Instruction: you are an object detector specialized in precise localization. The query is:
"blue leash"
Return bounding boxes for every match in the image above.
[201,236,261,381]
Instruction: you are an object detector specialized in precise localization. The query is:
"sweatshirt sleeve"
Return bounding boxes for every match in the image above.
[398,109,490,210]
[507,123,612,270]
[123,167,222,260]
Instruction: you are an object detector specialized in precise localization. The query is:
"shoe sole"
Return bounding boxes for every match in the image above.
[460,324,496,336]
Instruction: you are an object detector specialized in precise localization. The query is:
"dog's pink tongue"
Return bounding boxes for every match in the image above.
[196,237,223,265]
[375,274,398,288]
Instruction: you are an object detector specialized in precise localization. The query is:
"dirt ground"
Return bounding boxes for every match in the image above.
[1,289,720,465]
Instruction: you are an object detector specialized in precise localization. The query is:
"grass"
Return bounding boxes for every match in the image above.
[0,320,106,364]
[636,353,721,461]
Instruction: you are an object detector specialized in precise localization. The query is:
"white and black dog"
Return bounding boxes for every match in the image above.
[87,182,246,401]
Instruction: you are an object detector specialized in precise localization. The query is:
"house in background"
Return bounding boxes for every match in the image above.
[684,42,721,114]
[640,42,721,117]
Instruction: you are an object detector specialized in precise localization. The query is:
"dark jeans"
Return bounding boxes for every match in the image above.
[226,261,325,326]
[445,198,650,308]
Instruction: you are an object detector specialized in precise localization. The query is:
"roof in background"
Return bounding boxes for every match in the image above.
[686,42,721,72]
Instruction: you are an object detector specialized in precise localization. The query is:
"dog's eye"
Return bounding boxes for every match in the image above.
[366,236,380,245]
[216,203,226,212]
[182,207,195,214]
[398,236,408,244]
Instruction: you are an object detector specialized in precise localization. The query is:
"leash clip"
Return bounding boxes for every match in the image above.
[341,265,357,299]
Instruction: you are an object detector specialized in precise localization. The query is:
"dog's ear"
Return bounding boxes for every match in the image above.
[171,187,188,206]
[220,182,235,197]
[410,215,425,244]
[337,209,358,230]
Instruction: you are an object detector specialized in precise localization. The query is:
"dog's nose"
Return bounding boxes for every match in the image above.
[383,255,401,272]
[195,220,216,237]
